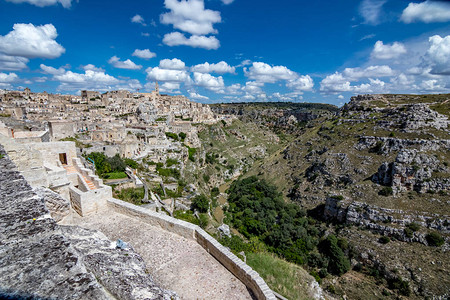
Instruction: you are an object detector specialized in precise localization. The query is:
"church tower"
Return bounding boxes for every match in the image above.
[155,81,159,95]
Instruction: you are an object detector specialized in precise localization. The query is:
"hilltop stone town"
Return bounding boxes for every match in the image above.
[0,85,283,300]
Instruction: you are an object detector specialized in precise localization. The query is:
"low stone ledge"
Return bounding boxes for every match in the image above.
[107,198,277,300]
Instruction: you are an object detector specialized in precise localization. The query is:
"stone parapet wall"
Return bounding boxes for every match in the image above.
[107,198,277,300]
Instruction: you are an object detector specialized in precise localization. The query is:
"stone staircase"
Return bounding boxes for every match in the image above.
[63,165,96,190]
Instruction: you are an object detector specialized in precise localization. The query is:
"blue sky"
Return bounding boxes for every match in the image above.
[0,0,449,105]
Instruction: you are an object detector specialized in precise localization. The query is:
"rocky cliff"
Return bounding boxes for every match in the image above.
[0,145,177,300]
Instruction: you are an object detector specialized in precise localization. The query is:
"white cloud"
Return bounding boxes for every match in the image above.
[359,0,387,25]
[160,0,221,35]
[191,61,235,74]
[131,14,146,26]
[242,81,264,94]
[189,91,209,100]
[0,54,29,71]
[320,71,388,94]
[108,56,142,70]
[52,69,142,92]
[420,79,445,91]
[193,72,224,92]
[286,75,314,91]
[425,35,450,75]
[162,32,220,49]
[0,23,65,59]
[160,82,181,93]
[146,67,191,83]
[0,72,18,89]
[401,1,450,23]
[0,72,19,83]
[141,32,150,37]
[320,72,353,93]
[338,95,344,99]
[360,34,376,41]
[6,0,74,8]
[371,41,407,59]
[245,62,297,83]
[342,65,394,80]
[82,64,104,72]
[132,49,156,60]
[40,63,65,75]
[221,0,234,4]
[159,58,186,70]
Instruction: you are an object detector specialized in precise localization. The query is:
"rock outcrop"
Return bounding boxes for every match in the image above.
[0,145,177,300]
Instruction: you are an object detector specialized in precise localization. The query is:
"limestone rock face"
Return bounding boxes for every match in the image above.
[372,149,449,194]
[34,187,71,222]
[0,145,177,300]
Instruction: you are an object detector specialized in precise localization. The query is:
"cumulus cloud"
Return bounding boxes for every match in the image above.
[191,61,235,74]
[425,35,450,75]
[0,54,28,71]
[82,64,104,72]
[245,62,297,83]
[146,67,191,83]
[160,0,221,35]
[131,14,146,26]
[320,71,388,93]
[0,72,19,82]
[401,1,450,23]
[0,23,65,59]
[108,56,142,70]
[189,91,209,100]
[193,72,224,92]
[132,49,156,60]
[162,32,220,49]
[6,0,74,8]
[159,58,186,70]
[0,72,19,89]
[160,82,181,92]
[286,75,314,91]
[40,63,66,75]
[359,0,387,25]
[51,69,141,92]
[221,0,234,4]
[342,65,394,80]
[371,41,407,59]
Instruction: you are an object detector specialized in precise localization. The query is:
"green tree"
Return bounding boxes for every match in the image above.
[191,194,210,213]
[319,234,350,276]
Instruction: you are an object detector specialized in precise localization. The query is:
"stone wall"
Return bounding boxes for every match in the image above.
[107,198,277,300]
[0,145,177,300]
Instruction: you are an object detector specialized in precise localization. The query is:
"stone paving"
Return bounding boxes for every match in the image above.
[65,211,253,300]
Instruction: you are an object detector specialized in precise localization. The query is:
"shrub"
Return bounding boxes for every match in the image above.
[379,236,390,244]
[124,158,138,169]
[370,141,384,154]
[198,213,209,229]
[165,132,179,141]
[404,228,413,238]
[203,174,210,182]
[191,194,210,213]
[166,158,179,167]
[178,132,186,141]
[388,277,410,296]
[406,222,420,232]
[378,186,393,196]
[210,187,220,198]
[426,232,444,247]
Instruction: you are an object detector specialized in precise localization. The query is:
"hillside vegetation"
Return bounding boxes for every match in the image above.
[188,94,450,299]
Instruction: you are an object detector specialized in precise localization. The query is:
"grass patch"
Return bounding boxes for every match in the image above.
[246,252,316,300]
[173,210,199,225]
[103,171,128,179]
[114,187,145,205]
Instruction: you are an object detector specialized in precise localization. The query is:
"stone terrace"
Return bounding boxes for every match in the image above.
[64,211,253,300]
